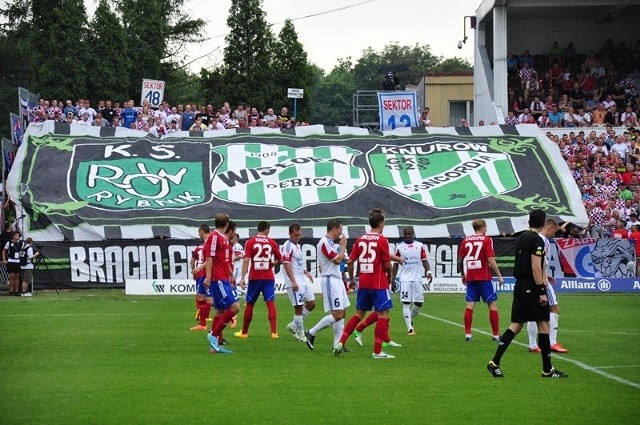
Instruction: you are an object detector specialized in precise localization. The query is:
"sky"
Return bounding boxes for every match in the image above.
[85,0,477,73]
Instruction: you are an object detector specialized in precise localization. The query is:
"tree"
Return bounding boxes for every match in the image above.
[86,0,130,102]
[353,43,441,90]
[30,0,90,99]
[432,57,473,73]
[220,0,276,110]
[309,58,356,126]
[117,0,205,103]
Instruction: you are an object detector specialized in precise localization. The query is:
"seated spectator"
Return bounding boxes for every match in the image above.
[605,105,621,126]
[626,86,639,110]
[504,110,519,125]
[189,117,207,132]
[568,82,585,109]
[602,94,616,111]
[65,112,77,125]
[519,63,536,92]
[548,62,563,87]
[608,82,627,110]
[591,136,609,157]
[563,107,579,127]
[519,49,534,68]
[548,105,564,127]
[91,113,108,127]
[621,106,638,127]
[77,112,92,126]
[576,108,591,127]
[506,52,518,74]
[513,95,527,115]
[530,96,545,119]
[518,108,535,124]
[591,103,607,125]
[558,94,571,112]
[537,109,551,127]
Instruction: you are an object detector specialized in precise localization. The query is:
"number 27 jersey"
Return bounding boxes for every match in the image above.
[458,234,495,282]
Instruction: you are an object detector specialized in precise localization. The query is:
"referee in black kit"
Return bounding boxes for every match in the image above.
[487,209,568,378]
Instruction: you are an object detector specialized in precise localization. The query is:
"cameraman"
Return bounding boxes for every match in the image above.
[382,72,400,90]
[20,238,39,297]
[3,231,23,296]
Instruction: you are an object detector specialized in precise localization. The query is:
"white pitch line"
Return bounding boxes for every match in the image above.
[420,312,640,390]
[558,329,640,336]
[594,365,640,370]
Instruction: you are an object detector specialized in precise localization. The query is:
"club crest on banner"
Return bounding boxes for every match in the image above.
[69,140,212,210]
[366,141,520,208]
[211,143,367,212]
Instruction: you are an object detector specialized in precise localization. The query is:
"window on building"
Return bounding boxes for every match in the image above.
[449,101,474,126]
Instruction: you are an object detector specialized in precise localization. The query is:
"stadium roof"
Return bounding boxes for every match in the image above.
[477,0,640,22]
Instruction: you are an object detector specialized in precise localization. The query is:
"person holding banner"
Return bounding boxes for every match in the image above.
[526,219,569,354]
[487,209,568,378]
[457,220,504,342]
[234,221,283,339]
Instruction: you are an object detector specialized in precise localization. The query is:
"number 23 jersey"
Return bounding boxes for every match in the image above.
[244,236,283,280]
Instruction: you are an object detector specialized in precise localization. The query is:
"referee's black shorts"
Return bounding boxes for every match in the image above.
[511,279,550,323]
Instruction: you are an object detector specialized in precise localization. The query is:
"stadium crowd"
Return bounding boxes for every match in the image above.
[19,38,640,240]
[26,98,304,135]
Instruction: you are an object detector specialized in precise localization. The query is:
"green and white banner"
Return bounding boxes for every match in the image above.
[6,122,587,241]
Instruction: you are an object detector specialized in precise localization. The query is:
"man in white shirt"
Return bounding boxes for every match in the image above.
[77,100,97,120]
[610,136,629,162]
[576,109,591,127]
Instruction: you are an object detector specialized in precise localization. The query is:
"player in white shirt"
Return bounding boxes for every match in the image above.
[282,224,316,342]
[392,227,432,335]
[526,219,568,353]
[304,219,348,351]
[228,232,244,329]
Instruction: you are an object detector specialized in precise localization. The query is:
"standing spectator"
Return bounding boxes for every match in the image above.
[587,202,605,238]
[3,231,23,296]
[420,108,432,127]
[181,104,195,131]
[91,113,108,127]
[504,110,520,125]
[612,220,629,239]
[263,108,277,123]
[101,100,115,124]
[121,100,138,129]
[77,112,92,126]
[77,100,97,121]
[486,209,568,379]
[610,136,629,162]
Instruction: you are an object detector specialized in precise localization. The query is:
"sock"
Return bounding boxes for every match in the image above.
[538,333,553,373]
[200,302,212,327]
[410,304,421,319]
[550,313,559,346]
[266,300,277,334]
[332,319,344,348]
[492,328,515,365]
[527,321,538,348]
[384,316,391,343]
[310,314,336,335]
[373,317,389,354]
[211,315,220,332]
[489,309,500,337]
[302,307,311,319]
[340,315,362,344]
[293,315,304,336]
[241,303,254,334]
[464,308,474,335]
[402,303,412,330]
[212,309,236,337]
[356,311,378,332]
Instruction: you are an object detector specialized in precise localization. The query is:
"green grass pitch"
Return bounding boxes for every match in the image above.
[1,290,638,424]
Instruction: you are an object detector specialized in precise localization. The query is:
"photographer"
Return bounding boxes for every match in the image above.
[3,231,23,296]
[20,238,39,297]
[382,72,400,90]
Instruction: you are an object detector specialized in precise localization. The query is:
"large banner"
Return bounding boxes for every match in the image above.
[551,238,635,278]
[31,237,636,292]
[378,91,419,130]
[6,122,588,242]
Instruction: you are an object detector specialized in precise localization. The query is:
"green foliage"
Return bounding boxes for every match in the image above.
[222,0,276,110]
[432,57,474,73]
[0,291,638,424]
[309,58,356,126]
[272,19,314,121]
[86,0,130,102]
[31,0,90,99]
[354,43,441,90]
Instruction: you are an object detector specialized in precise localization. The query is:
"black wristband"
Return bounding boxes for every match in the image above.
[536,285,547,296]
